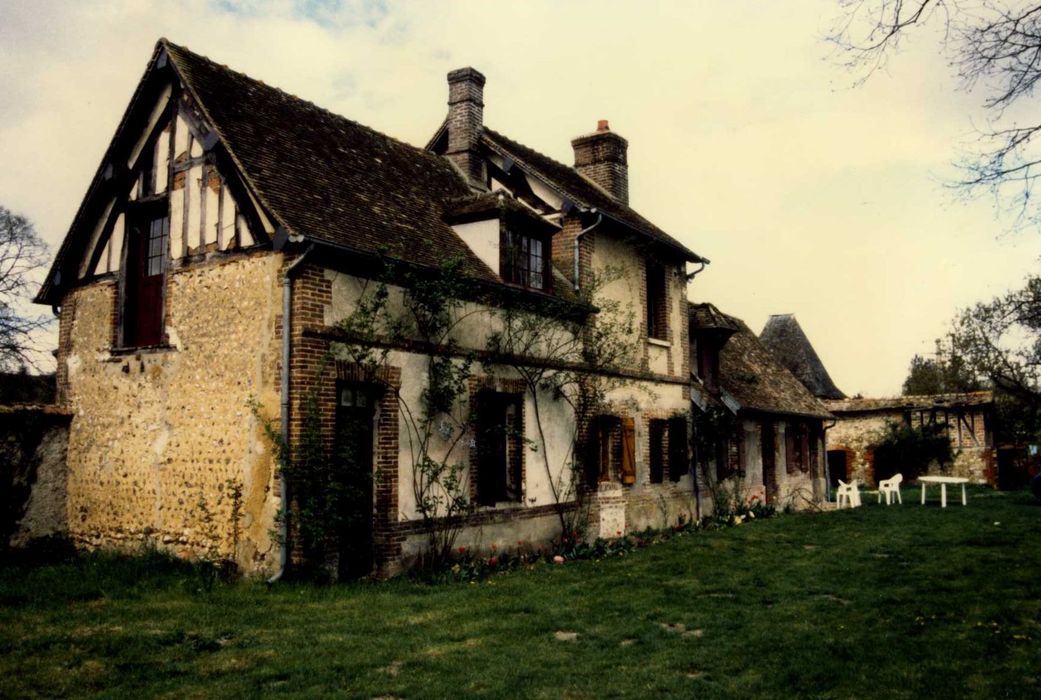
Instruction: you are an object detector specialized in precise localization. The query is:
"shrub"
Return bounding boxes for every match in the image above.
[871,421,954,482]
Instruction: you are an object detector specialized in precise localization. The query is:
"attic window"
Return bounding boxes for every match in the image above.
[121,201,169,348]
[696,339,720,392]
[646,260,667,340]
[501,229,549,291]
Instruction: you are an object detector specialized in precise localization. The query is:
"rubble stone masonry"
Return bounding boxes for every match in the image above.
[58,252,285,572]
[826,408,994,486]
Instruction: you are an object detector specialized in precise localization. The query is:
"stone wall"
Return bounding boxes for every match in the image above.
[58,252,284,572]
[826,413,883,486]
[826,408,995,486]
[1,406,72,548]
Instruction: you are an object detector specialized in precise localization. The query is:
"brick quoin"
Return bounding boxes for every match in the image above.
[551,215,594,292]
[55,290,80,405]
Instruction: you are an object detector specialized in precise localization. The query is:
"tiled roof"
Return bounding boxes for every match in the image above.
[689,302,741,334]
[758,314,845,400]
[691,304,831,419]
[444,191,559,233]
[161,40,497,281]
[825,391,994,414]
[480,128,704,263]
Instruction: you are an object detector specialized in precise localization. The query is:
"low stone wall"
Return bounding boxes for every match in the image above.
[1,405,72,549]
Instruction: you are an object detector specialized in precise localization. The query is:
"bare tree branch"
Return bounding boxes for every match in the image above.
[830,1,1041,228]
[0,205,52,372]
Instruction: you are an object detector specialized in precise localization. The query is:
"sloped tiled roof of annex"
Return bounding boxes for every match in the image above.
[758,314,845,400]
[480,128,704,262]
[690,304,831,419]
[159,40,499,281]
[825,391,993,414]
[689,302,741,334]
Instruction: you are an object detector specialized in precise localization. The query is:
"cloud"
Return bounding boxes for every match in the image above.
[0,0,1036,391]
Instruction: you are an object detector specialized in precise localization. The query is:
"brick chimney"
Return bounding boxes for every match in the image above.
[445,67,486,188]
[571,120,628,204]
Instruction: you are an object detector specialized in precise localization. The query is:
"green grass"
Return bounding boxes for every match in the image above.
[2,488,1040,698]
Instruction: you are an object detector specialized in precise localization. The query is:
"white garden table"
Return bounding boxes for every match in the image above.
[918,476,969,508]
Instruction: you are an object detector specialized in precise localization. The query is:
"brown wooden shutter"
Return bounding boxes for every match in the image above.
[621,416,636,485]
[808,425,820,477]
[785,426,796,475]
[800,425,811,473]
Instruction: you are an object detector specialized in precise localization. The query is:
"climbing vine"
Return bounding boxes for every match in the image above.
[485,267,643,534]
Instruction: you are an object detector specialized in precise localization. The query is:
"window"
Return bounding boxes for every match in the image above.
[646,260,667,340]
[716,426,743,481]
[667,417,688,482]
[585,415,636,486]
[121,202,169,348]
[649,419,667,484]
[785,422,809,474]
[501,229,548,290]
[474,391,523,506]
[696,340,720,392]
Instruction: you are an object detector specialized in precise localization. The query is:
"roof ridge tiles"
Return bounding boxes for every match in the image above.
[160,38,450,169]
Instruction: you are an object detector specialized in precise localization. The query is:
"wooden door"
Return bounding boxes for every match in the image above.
[335,384,376,580]
[827,450,848,489]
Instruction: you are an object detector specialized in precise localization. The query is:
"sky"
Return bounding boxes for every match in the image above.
[1,0,1037,396]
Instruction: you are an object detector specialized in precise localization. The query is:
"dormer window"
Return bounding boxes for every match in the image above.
[445,192,558,293]
[501,229,548,290]
[696,339,720,392]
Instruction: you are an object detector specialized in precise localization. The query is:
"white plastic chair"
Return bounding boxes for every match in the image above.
[836,479,862,509]
[877,473,903,505]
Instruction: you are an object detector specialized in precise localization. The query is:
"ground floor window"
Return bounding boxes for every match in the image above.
[716,430,742,481]
[785,422,809,474]
[585,415,636,486]
[474,391,523,506]
[649,419,667,484]
[667,417,688,482]
[648,417,688,484]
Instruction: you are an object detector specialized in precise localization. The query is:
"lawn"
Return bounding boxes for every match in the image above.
[2,488,1040,699]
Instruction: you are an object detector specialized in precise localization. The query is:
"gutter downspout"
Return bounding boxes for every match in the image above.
[269,244,315,584]
[573,209,602,292]
[822,417,837,504]
[685,260,707,281]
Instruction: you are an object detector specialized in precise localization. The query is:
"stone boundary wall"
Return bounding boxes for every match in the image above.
[1,405,72,549]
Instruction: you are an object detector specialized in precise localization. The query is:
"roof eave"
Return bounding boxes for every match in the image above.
[480,133,705,263]
[35,40,173,306]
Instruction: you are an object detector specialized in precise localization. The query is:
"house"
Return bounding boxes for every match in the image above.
[824,392,995,486]
[33,39,710,577]
[689,304,832,510]
[759,314,996,487]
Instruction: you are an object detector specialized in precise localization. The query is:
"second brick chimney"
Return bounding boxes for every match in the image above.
[446,67,486,188]
[571,119,628,204]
